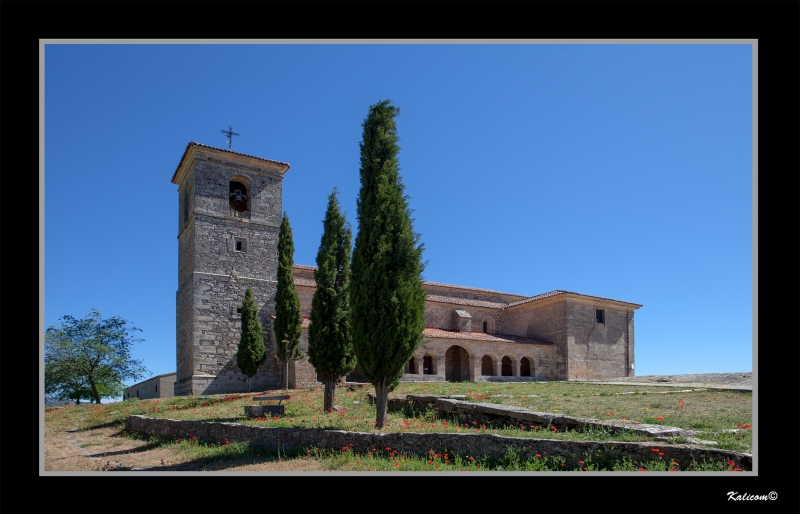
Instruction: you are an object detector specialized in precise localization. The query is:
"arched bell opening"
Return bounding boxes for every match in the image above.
[229,178,250,212]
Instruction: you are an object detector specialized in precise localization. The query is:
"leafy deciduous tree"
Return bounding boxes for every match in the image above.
[274,211,303,390]
[45,309,149,404]
[308,188,356,412]
[236,287,266,392]
[350,100,427,429]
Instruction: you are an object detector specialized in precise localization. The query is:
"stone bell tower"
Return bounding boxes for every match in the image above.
[171,142,290,395]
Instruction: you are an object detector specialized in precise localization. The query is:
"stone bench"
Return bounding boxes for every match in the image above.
[245,395,290,418]
[253,395,290,405]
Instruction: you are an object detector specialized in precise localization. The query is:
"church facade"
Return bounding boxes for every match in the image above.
[172,142,642,396]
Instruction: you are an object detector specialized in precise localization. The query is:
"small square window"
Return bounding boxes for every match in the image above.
[235,241,243,251]
[236,307,242,314]
[596,309,605,324]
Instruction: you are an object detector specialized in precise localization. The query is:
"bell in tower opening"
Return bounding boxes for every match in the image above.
[229,180,248,212]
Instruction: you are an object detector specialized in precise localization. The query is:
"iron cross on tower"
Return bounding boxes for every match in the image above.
[220,125,240,149]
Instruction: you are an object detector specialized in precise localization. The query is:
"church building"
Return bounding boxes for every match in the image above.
[172,142,641,396]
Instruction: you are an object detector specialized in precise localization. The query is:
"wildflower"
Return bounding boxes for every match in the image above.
[639,467,647,472]
[669,469,676,472]
[726,461,735,466]
[655,417,664,421]
[658,452,665,457]
[579,460,584,464]
[583,467,588,471]
[535,454,541,458]
[672,461,679,466]
[469,457,474,461]
[651,448,660,453]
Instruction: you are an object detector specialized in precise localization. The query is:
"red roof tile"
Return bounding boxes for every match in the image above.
[289,264,641,309]
[423,328,553,345]
[425,295,506,309]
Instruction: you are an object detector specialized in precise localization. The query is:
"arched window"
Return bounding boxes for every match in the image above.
[482,317,495,334]
[483,321,487,333]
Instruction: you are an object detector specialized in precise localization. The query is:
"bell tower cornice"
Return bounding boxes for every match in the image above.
[172,142,290,186]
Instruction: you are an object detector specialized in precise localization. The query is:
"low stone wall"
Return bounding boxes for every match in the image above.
[405,396,687,438]
[124,415,751,470]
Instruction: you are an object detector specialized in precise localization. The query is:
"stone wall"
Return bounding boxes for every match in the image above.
[124,374,177,400]
[424,302,504,333]
[124,414,751,470]
[564,300,633,380]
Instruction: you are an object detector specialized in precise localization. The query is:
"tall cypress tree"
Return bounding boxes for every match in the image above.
[236,287,266,392]
[274,211,303,390]
[351,99,427,429]
[308,188,356,412]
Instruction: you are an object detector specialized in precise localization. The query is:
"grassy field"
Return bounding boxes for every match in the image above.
[44,381,751,472]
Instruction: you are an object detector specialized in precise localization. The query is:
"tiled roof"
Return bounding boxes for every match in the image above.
[504,290,568,308]
[289,264,641,309]
[423,281,528,299]
[172,142,290,183]
[504,290,642,309]
[292,264,318,271]
[423,328,554,345]
[426,295,506,309]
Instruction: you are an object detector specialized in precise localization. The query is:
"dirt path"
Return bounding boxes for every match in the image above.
[44,415,329,472]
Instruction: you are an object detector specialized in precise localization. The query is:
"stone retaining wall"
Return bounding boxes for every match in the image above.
[124,415,751,470]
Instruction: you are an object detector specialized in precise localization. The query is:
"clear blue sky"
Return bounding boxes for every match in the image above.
[43,42,753,388]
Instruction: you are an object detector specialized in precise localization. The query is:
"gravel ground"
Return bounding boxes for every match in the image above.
[586,372,752,388]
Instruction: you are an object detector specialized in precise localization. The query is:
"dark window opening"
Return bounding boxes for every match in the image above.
[407,356,416,374]
[155,385,157,392]
[136,389,139,397]
[235,241,243,251]
[236,307,242,314]
[229,181,249,212]
[483,321,488,333]
[596,309,605,324]
[423,356,433,375]
[182,190,189,225]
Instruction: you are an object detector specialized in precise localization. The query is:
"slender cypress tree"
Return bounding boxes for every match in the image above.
[350,99,427,429]
[274,211,303,390]
[308,188,356,412]
[236,287,266,392]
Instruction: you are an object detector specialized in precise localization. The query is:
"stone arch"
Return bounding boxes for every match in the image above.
[501,356,514,377]
[520,356,533,377]
[481,316,495,334]
[445,345,470,382]
[481,355,495,376]
[405,356,417,374]
[229,175,251,212]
